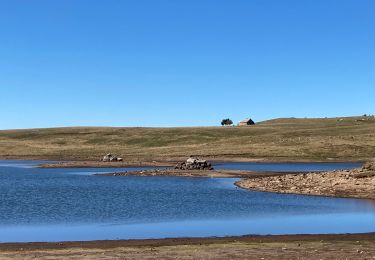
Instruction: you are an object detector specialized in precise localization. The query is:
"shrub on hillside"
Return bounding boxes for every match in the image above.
[221,118,233,126]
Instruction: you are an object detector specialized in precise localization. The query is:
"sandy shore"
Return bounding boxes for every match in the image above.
[1,233,375,259]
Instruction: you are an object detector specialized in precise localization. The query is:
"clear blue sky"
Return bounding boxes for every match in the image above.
[0,0,374,129]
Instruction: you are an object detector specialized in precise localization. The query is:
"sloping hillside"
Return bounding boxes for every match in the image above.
[0,116,374,161]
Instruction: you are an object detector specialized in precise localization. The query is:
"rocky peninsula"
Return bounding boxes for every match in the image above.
[236,160,375,200]
[95,168,286,178]
[94,157,288,178]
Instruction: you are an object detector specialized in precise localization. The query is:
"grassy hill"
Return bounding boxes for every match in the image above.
[0,116,374,162]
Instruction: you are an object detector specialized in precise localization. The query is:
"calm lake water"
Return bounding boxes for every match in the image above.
[0,160,374,242]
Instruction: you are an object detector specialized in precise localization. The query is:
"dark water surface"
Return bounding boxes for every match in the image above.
[0,160,374,242]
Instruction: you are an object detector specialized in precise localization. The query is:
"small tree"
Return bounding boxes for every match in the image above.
[221,118,233,126]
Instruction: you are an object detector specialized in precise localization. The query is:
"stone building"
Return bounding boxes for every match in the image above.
[238,118,255,126]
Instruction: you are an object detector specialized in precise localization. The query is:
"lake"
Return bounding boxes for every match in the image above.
[0,160,374,242]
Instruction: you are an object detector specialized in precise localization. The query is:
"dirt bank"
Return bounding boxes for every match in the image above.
[237,160,375,200]
[38,161,174,168]
[1,233,375,259]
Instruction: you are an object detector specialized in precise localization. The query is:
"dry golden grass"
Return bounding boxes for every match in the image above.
[0,116,374,161]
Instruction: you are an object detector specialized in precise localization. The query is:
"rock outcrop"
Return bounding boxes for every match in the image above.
[175,157,213,170]
[236,159,375,199]
[102,153,123,162]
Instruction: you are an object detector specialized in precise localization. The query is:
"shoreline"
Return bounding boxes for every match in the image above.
[1,232,375,250]
[1,233,375,259]
[235,163,375,200]
[234,180,375,201]
[38,161,174,168]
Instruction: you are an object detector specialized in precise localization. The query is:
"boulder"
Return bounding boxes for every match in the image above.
[102,153,123,162]
[102,153,112,162]
[175,157,213,170]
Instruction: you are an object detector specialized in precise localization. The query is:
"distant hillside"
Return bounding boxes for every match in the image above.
[0,116,374,162]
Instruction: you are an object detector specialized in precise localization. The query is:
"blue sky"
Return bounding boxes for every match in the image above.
[0,0,374,129]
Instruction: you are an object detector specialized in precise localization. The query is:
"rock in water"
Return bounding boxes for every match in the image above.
[175,157,213,170]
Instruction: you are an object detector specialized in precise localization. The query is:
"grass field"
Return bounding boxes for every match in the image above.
[0,116,374,162]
